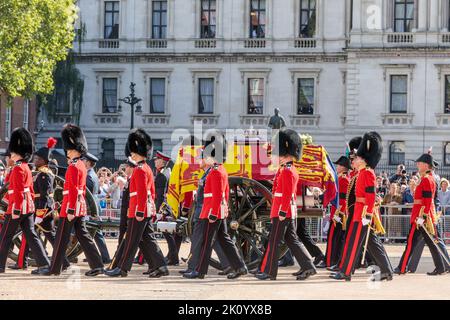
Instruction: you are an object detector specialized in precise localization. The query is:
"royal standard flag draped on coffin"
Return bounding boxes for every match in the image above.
[167,142,337,218]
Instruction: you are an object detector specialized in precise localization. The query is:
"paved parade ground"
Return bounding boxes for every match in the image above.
[0,240,449,300]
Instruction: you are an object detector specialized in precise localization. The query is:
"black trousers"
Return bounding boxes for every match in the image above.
[296,218,324,259]
[50,217,103,274]
[18,216,70,268]
[94,230,111,263]
[260,218,314,278]
[163,232,180,263]
[398,224,449,273]
[118,208,128,246]
[116,218,166,272]
[188,219,230,271]
[0,214,50,270]
[325,221,345,267]
[339,220,392,277]
[195,219,245,275]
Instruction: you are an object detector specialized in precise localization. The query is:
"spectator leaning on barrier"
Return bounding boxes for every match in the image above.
[382,182,403,242]
[438,178,450,215]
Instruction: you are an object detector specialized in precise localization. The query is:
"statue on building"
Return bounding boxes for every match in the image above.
[268,108,286,130]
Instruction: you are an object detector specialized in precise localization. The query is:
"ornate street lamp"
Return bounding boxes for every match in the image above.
[118,82,142,130]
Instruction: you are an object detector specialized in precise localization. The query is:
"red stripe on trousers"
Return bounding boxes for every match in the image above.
[400,225,416,273]
[120,219,134,270]
[268,220,281,276]
[326,223,336,267]
[18,236,27,268]
[196,221,211,273]
[345,222,363,276]
[339,218,355,269]
[51,218,66,273]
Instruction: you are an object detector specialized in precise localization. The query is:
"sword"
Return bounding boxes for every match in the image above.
[361,206,372,265]
[418,221,450,267]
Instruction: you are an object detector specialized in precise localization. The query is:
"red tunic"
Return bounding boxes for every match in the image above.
[7,161,35,215]
[199,164,229,220]
[128,161,156,219]
[270,163,299,219]
[411,171,436,224]
[60,158,87,218]
[331,173,350,219]
[353,167,376,222]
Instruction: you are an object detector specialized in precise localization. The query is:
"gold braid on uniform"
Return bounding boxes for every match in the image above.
[343,175,357,231]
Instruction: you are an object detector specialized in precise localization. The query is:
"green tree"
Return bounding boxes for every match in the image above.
[0,0,78,97]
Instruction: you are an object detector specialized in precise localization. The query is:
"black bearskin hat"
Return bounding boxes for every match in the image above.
[9,127,33,161]
[348,136,362,158]
[127,128,152,158]
[34,137,57,163]
[271,128,302,161]
[356,131,383,169]
[334,156,352,170]
[202,130,227,163]
[61,124,88,155]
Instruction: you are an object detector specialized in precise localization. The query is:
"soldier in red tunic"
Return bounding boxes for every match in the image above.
[325,156,351,268]
[105,129,168,278]
[0,128,50,274]
[256,128,316,281]
[331,132,393,281]
[395,152,450,275]
[45,124,104,276]
[183,131,247,279]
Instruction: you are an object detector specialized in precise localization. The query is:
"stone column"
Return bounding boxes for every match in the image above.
[418,0,428,31]
[430,0,439,31]
[352,0,362,31]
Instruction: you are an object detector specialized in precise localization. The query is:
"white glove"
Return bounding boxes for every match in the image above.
[416,217,425,226]
[362,218,371,226]
[333,215,341,223]
[35,216,43,225]
[156,213,163,221]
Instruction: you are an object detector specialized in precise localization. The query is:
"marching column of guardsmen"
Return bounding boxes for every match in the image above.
[3,124,450,282]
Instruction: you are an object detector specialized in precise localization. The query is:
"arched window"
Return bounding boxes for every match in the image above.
[444,142,450,166]
[101,139,115,160]
[389,141,405,165]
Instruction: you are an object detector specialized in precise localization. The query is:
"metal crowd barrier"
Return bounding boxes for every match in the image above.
[97,204,450,243]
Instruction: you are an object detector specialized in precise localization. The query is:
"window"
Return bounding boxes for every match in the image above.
[101,139,115,160]
[299,0,316,38]
[198,78,214,114]
[5,107,11,141]
[55,84,71,114]
[445,142,450,166]
[297,78,314,115]
[394,0,414,32]
[23,99,29,129]
[389,141,405,165]
[248,78,264,114]
[152,139,163,157]
[250,0,266,38]
[104,1,120,39]
[445,75,450,114]
[390,75,408,113]
[201,0,216,38]
[152,1,167,39]
[150,78,165,114]
[102,78,118,113]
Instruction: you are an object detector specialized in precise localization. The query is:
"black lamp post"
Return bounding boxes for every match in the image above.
[118,82,142,130]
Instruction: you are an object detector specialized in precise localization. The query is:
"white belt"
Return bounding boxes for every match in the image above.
[274,193,283,197]
[129,192,137,197]
[204,193,213,198]
[62,189,83,196]
[8,188,30,195]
